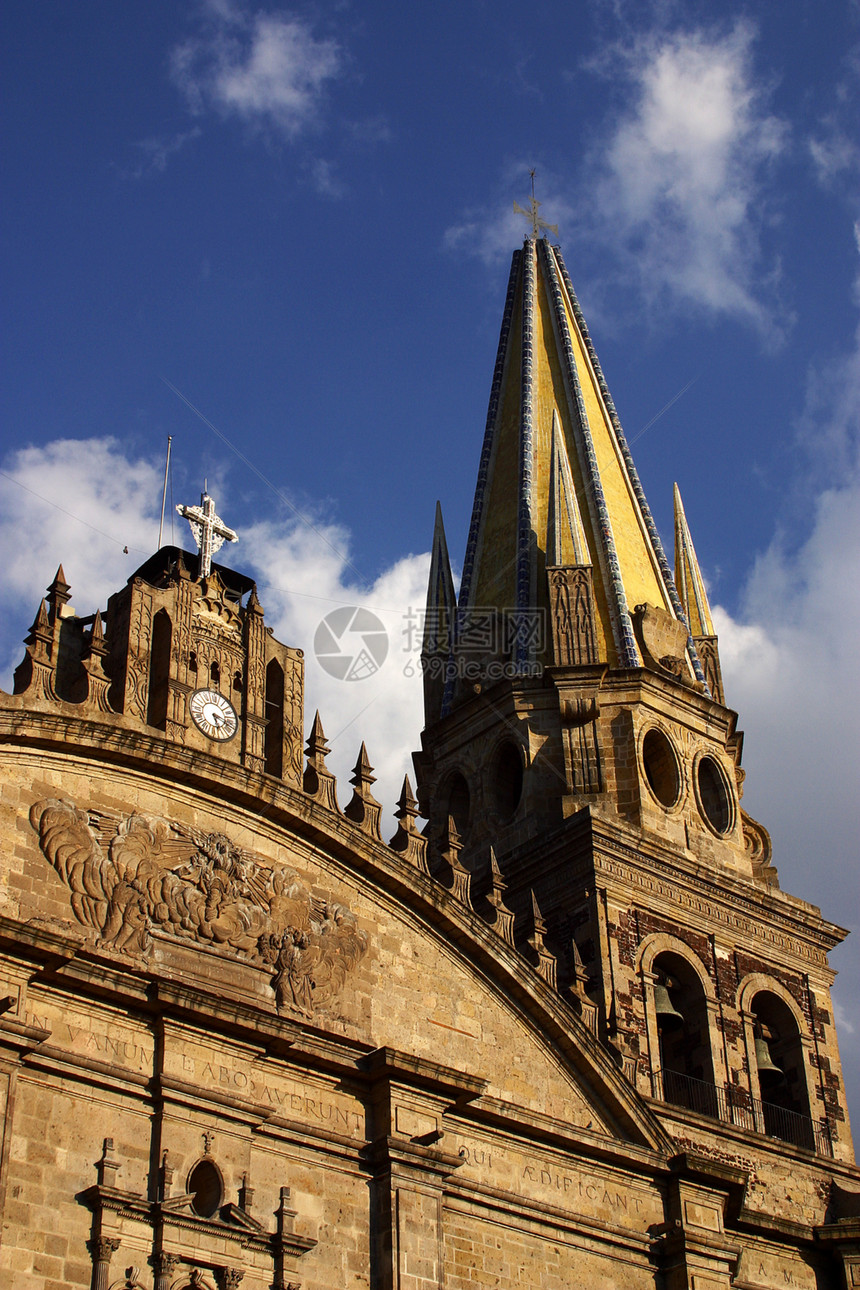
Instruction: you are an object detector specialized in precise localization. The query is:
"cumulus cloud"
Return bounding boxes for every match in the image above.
[0,436,427,821]
[712,476,860,1132]
[446,25,788,335]
[583,21,788,333]
[171,2,342,137]
[0,439,163,674]
[242,519,428,812]
[710,267,860,1123]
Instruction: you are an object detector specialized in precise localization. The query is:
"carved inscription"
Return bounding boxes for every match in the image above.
[520,1163,646,1214]
[171,1050,363,1133]
[29,796,367,1016]
[26,1010,152,1073]
[454,1138,658,1227]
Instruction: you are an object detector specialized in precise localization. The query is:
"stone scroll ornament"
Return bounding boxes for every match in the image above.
[29,799,367,1017]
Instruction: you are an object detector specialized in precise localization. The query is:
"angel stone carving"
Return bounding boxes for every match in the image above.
[29,798,367,1015]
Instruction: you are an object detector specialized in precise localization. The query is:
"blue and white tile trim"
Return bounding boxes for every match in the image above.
[458,249,520,614]
[515,240,537,671]
[540,240,640,670]
[443,248,519,716]
[553,250,709,691]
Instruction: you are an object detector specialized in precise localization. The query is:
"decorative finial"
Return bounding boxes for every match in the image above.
[176,486,238,580]
[514,170,559,240]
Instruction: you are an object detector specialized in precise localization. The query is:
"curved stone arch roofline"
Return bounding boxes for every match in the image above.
[10,706,675,1159]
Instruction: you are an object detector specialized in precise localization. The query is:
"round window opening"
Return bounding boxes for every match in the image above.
[697,756,732,835]
[188,1160,222,1219]
[493,742,523,822]
[641,729,680,808]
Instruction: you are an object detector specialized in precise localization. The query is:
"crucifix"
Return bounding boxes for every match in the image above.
[177,482,238,579]
[514,169,559,239]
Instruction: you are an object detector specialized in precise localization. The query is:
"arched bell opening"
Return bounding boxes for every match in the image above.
[749,991,813,1147]
[444,770,471,842]
[491,740,524,822]
[265,658,285,777]
[652,951,718,1117]
[147,609,172,730]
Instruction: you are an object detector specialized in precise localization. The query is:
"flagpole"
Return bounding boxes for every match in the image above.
[157,435,173,549]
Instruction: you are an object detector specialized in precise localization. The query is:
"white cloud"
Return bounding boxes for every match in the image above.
[0,439,163,679]
[0,436,427,824]
[308,157,347,199]
[712,477,860,1133]
[710,261,860,1123]
[239,517,428,814]
[809,126,858,186]
[119,127,202,179]
[585,22,789,334]
[171,3,341,137]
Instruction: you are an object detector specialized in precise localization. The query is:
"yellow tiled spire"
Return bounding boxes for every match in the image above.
[673,483,715,637]
[458,237,705,683]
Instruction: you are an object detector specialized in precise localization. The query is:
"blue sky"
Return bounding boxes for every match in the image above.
[2,1,859,1124]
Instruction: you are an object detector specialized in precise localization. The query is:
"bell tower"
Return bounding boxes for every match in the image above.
[12,490,305,786]
[414,231,854,1165]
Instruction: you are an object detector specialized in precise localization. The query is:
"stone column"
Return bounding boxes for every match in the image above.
[88,1236,120,1290]
[151,1251,180,1290]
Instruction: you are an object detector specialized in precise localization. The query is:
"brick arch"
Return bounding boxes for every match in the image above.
[635,932,715,998]
[736,972,817,1127]
[636,932,726,1097]
[736,972,806,1027]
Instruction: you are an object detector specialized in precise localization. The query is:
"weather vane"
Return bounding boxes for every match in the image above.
[514,169,558,240]
[177,482,238,580]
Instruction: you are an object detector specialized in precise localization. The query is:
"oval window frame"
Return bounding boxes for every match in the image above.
[694,753,735,836]
[640,726,683,810]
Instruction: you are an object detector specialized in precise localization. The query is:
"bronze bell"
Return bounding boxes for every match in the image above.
[654,977,684,1028]
[754,1023,783,1083]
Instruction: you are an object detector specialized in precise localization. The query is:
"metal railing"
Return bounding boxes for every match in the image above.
[652,1068,833,1156]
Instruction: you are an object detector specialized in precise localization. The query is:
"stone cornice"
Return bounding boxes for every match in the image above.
[503,807,846,968]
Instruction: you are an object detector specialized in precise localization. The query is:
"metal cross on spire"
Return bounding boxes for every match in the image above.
[513,169,559,240]
[176,483,238,580]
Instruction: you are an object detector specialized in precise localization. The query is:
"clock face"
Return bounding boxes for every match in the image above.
[189,688,239,741]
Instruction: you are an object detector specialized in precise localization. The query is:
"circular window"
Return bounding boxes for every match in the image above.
[492,742,523,821]
[696,755,733,835]
[188,1160,223,1218]
[641,728,681,808]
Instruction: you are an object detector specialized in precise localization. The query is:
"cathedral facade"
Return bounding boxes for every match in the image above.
[1,235,858,1290]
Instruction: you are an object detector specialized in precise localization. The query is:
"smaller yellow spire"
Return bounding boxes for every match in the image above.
[673,483,715,637]
[547,409,591,567]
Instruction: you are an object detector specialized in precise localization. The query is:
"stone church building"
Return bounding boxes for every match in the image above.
[1,232,858,1289]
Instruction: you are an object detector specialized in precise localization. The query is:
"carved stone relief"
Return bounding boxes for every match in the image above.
[547,566,597,666]
[127,590,153,721]
[29,798,367,1017]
